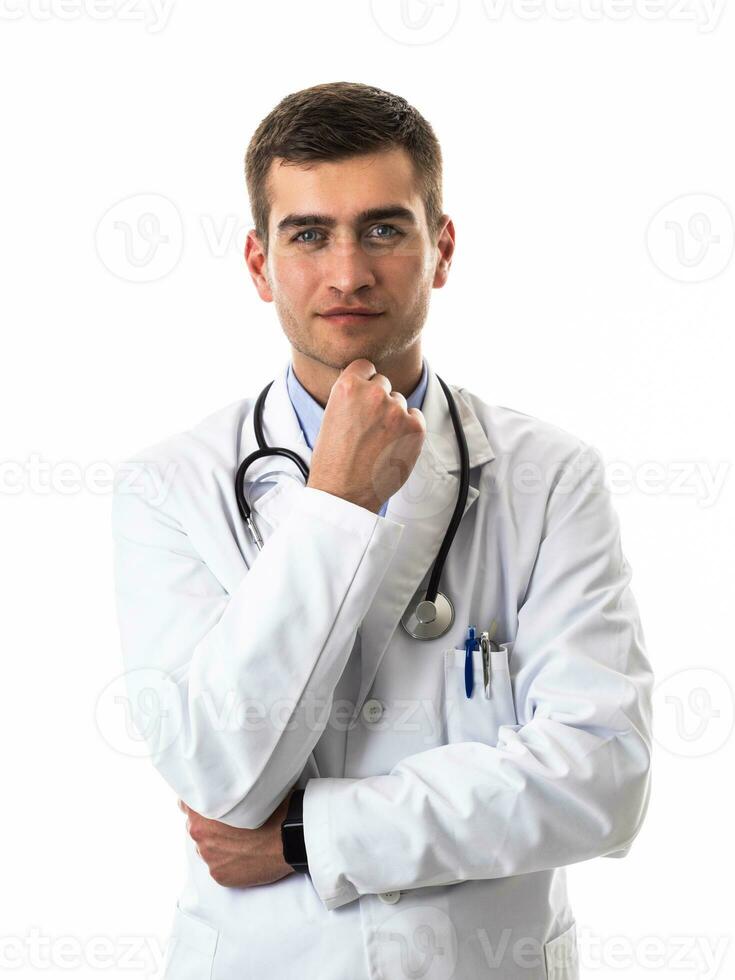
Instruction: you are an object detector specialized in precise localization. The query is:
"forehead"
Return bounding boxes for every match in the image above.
[266,147,422,227]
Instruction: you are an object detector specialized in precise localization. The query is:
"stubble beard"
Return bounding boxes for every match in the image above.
[275,294,429,374]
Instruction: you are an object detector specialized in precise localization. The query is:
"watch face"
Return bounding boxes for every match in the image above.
[281,818,308,872]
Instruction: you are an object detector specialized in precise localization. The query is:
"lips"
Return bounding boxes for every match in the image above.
[319,310,384,326]
[320,310,382,317]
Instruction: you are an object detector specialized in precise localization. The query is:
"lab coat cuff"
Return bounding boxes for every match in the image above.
[303,777,360,911]
[297,486,404,552]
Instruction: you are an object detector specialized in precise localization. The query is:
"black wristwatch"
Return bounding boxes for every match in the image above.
[280,789,309,874]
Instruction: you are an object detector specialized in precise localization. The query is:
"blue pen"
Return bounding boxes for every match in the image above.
[464,625,478,698]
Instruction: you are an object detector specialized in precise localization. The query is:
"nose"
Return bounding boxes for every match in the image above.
[323,236,377,295]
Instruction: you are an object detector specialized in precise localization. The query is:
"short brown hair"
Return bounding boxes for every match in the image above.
[244,81,444,255]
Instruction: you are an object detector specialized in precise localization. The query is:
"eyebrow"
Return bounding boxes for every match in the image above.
[276,205,418,237]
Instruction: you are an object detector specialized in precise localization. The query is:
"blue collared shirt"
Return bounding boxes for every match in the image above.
[286,358,428,517]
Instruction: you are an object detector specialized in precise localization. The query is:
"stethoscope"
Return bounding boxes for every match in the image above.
[234,373,470,640]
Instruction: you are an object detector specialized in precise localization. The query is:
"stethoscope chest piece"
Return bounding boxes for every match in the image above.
[400,590,455,640]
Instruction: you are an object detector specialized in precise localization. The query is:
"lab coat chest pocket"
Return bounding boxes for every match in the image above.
[443,641,517,746]
[162,903,219,980]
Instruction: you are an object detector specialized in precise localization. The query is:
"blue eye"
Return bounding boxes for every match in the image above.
[292,224,403,245]
[369,224,398,239]
[293,229,324,244]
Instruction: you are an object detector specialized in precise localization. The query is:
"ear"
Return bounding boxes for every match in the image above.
[432,215,455,289]
[245,229,274,303]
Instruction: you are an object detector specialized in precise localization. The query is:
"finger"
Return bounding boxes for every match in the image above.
[368,373,392,397]
[388,390,408,410]
[340,358,376,381]
[407,406,427,431]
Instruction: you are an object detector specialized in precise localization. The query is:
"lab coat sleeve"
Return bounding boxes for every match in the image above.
[302,444,654,911]
[111,462,404,829]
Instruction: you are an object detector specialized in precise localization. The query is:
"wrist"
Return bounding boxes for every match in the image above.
[306,480,382,515]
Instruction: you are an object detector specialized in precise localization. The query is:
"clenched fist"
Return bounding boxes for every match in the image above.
[307,359,427,514]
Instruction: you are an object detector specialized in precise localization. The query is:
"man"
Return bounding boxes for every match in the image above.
[111,81,653,979]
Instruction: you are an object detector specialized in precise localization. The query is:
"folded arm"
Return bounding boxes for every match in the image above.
[111,464,404,830]
[302,446,654,910]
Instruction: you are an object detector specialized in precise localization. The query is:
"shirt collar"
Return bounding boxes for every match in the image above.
[286,357,429,451]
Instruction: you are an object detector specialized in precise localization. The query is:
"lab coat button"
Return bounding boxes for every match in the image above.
[378,891,401,904]
[361,698,384,724]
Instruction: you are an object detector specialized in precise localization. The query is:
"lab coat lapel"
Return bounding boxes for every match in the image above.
[351,364,495,717]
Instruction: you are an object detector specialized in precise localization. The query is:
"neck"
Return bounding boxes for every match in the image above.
[290,344,424,409]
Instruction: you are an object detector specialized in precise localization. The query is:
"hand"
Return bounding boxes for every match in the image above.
[306,358,427,514]
[178,791,294,888]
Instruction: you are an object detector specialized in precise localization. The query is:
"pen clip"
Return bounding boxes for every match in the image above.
[480,632,490,698]
[482,619,501,698]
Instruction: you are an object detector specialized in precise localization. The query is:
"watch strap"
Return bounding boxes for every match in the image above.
[280,789,308,873]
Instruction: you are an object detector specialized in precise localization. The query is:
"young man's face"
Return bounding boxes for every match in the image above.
[247,147,453,373]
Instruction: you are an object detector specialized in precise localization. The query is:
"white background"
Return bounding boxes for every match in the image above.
[1,1,733,977]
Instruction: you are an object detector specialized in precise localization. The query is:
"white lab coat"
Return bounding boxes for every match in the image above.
[111,355,653,980]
